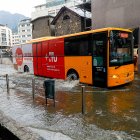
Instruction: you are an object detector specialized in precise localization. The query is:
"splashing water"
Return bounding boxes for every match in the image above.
[55,79,79,91]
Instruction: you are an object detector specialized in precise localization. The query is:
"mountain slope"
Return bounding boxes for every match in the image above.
[0,11,28,32]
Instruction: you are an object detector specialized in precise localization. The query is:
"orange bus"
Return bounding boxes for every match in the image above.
[13,27,134,87]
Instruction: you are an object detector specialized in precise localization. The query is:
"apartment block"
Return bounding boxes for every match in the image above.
[12,33,20,46]
[18,18,32,44]
[0,24,12,49]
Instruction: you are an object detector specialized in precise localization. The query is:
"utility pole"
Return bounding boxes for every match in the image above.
[83,0,86,31]
[0,46,2,64]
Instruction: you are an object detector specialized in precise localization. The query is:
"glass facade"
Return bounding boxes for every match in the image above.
[46,0,65,8]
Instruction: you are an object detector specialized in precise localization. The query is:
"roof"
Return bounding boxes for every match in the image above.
[31,15,54,22]
[0,24,5,27]
[51,6,91,25]
[20,18,31,22]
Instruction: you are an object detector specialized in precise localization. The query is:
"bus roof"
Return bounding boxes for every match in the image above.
[58,27,132,39]
[17,27,132,45]
[13,36,56,47]
[27,36,56,43]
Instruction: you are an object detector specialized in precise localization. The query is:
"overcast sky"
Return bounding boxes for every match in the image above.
[0,0,45,17]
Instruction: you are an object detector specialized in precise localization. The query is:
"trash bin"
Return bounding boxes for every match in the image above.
[43,80,55,99]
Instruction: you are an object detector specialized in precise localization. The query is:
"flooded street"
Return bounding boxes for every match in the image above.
[0,64,140,140]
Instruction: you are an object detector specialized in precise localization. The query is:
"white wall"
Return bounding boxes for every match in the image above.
[0,25,12,48]
[18,19,32,44]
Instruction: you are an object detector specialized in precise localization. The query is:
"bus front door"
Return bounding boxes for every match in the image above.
[92,32,108,87]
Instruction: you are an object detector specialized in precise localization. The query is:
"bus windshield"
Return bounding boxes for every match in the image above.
[109,30,133,66]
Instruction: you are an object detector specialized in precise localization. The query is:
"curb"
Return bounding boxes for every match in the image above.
[0,110,44,140]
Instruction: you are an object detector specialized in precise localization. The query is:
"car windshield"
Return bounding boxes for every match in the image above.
[109,30,133,66]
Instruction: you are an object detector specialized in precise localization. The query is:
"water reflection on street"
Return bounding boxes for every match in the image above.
[0,65,140,139]
[52,76,140,139]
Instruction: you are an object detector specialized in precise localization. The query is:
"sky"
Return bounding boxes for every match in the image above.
[0,0,45,17]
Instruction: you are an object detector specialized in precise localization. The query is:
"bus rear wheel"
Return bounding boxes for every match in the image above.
[67,71,79,81]
[24,65,29,72]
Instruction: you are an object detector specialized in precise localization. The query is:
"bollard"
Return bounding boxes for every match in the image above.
[6,74,9,93]
[32,78,35,100]
[81,86,85,115]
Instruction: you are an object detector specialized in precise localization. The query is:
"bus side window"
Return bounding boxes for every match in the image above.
[64,34,91,56]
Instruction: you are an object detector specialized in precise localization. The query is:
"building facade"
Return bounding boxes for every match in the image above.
[92,0,140,29]
[12,33,20,46]
[18,18,32,44]
[31,16,54,38]
[52,6,91,36]
[91,0,140,72]
[0,24,12,49]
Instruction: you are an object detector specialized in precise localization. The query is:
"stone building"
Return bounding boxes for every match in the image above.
[51,6,91,36]
[91,0,140,73]
[31,16,54,39]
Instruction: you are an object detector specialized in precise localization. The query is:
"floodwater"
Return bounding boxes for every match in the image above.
[0,64,140,140]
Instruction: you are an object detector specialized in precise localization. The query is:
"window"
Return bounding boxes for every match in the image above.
[22,40,26,43]
[109,30,133,66]
[64,34,92,56]
[2,38,6,42]
[1,33,6,37]
[63,15,70,20]
[22,30,25,32]
[1,29,6,33]
[27,24,30,26]
[27,34,31,37]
